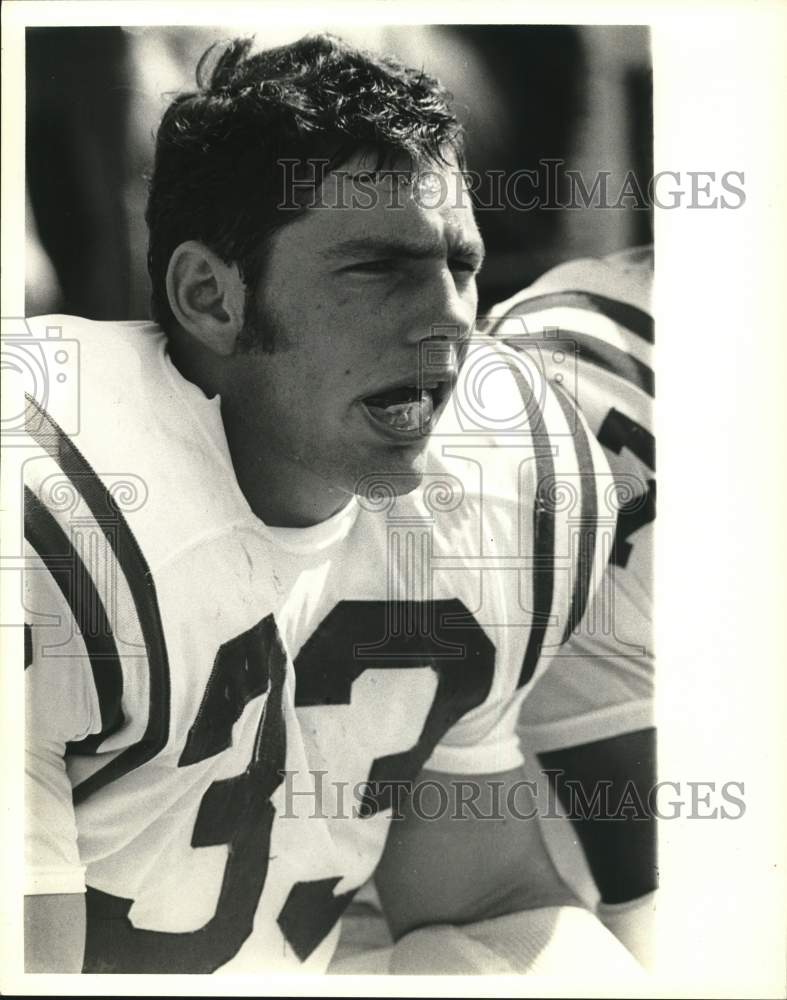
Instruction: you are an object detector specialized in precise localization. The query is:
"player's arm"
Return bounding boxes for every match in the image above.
[373,766,644,976]
[24,728,89,973]
[24,894,85,973]
[537,727,657,965]
[520,584,658,965]
[374,765,577,939]
[24,537,97,972]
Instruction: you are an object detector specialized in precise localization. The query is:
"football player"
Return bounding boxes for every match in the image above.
[23,36,645,976]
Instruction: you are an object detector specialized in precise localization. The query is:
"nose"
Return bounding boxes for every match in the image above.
[404,267,476,382]
[403,265,477,349]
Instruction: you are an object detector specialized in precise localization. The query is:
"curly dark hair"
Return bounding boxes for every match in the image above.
[145,34,465,344]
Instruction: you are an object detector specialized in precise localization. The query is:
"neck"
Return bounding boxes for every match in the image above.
[167,328,352,528]
[219,398,353,528]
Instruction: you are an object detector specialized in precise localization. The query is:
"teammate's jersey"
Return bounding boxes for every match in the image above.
[23,313,615,973]
[481,247,655,753]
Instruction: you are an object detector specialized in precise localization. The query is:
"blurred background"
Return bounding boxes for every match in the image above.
[25,24,652,320]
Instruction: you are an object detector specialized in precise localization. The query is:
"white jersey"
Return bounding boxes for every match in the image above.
[481,248,655,753]
[24,314,615,973]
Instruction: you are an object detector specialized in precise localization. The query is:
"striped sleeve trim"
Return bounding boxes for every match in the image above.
[487,283,655,398]
[501,343,612,679]
[24,394,171,804]
[24,487,125,750]
[500,357,557,690]
[561,330,653,397]
[549,383,599,644]
[500,327,653,399]
[500,290,654,344]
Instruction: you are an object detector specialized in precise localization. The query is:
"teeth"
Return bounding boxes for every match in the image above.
[366,390,434,431]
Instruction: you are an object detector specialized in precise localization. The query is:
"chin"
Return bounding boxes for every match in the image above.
[351,448,428,501]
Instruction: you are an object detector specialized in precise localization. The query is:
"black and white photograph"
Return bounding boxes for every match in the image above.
[1,2,785,996]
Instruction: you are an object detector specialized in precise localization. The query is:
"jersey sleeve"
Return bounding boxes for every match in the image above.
[487,248,656,754]
[22,394,160,894]
[517,564,655,754]
[24,541,99,895]
[423,343,619,776]
[422,688,531,775]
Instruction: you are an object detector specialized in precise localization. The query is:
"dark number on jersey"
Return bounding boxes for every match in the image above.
[598,407,656,569]
[83,601,494,972]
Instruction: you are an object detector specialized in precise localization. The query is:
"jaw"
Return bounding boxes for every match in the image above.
[349,437,431,501]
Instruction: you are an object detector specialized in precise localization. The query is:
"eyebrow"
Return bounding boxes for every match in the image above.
[319,236,486,266]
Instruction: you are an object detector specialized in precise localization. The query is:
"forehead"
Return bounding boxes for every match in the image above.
[284,150,482,251]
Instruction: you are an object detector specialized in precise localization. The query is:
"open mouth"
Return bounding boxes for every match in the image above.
[361,381,450,435]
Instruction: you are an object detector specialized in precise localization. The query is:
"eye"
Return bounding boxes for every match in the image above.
[344,259,394,275]
[449,257,482,278]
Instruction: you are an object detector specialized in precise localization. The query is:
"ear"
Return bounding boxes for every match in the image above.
[165,241,246,356]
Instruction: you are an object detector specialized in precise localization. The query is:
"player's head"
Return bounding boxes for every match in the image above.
[147,35,484,525]
[147,34,468,341]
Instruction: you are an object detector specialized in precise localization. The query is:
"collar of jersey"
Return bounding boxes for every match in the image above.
[261,497,359,552]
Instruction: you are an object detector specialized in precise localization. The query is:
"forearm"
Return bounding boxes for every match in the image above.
[537,727,657,966]
[24,893,86,972]
[374,767,579,940]
[537,727,658,904]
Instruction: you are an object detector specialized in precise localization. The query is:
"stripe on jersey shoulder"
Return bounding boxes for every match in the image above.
[24,487,125,750]
[499,355,556,689]
[495,302,653,374]
[24,623,32,670]
[501,289,654,344]
[24,394,170,803]
[570,357,654,436]
[549,382,600,644]
[501,328,654,399]
[563,330,654,398]
[503,361,605,679]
